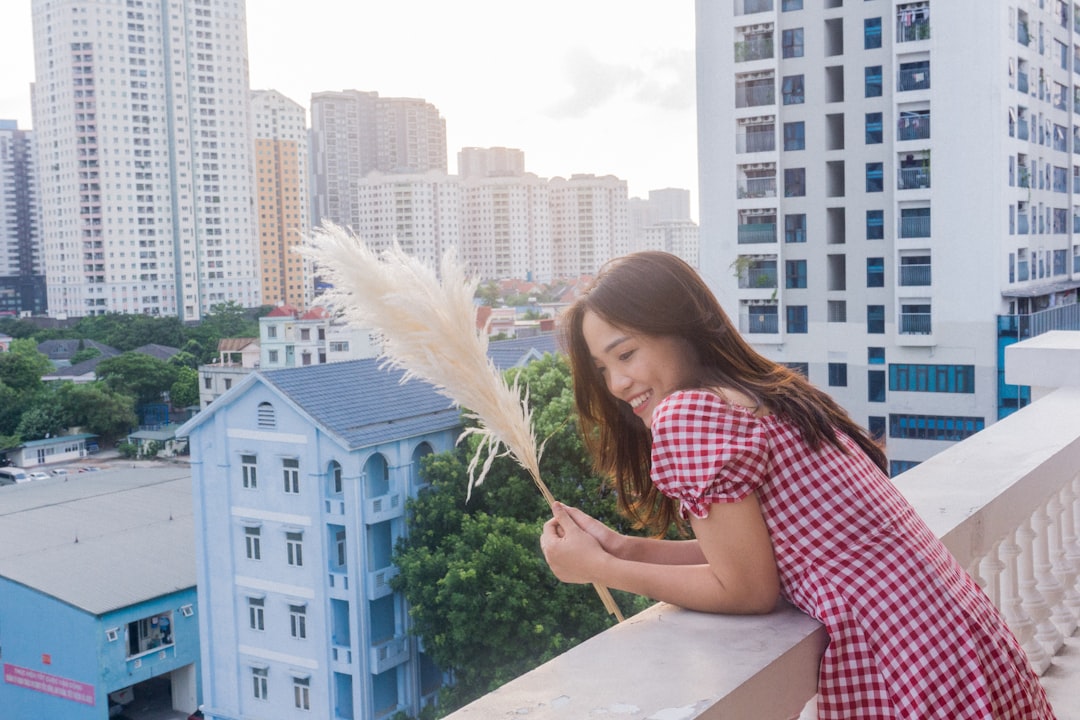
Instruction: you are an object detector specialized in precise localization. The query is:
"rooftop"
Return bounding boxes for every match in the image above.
[0,466,195,615]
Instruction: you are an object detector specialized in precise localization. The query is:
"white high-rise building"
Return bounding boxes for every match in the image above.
[549,174,631,278]
[309,91,448,233]
[352,171,461,270]
[460,173,553,283]
[457,146,526,179]
[31,0,260,320]
[697,1,1080,473]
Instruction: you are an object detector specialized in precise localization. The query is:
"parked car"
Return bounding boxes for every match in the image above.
[29,471,51,481]
[0,467,30,485]
[51,468,69,476]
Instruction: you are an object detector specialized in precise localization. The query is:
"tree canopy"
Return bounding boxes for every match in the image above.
[95,352,180,405]
[391,354,653,714]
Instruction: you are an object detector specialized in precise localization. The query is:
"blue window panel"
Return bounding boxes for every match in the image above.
[785,168,806,197]
[865,112,883,143]
[785,213,807,243]
[866,163,884,192]
[828,363,848,387]
[786,260,807,288]
[867,305,885,334]
[868,347,885,365]
[782,28,805,58]
[866,257,885,287]
[865,66,883,97]
[784,121,806,151]
[866,210,885,239]
[782,74,805,104]
[864,18,882,49]
[786,305,808,333]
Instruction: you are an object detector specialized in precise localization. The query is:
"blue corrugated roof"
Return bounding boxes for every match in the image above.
[488,334,560,370]
[260,358,461,449]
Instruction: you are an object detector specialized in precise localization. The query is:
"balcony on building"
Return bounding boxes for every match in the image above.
[735,28,775,63]
[896,3,930,42]
[738,163,778,199]
[736,72,776,108]
[899,303,932,335]
[899,207,930,238]
[443,331,1080,720]
[898,60,931,92]
[738,210,778,245]
[737,256,778,290]
[897,110,930,141]
[898,256,931,287]
[740,301,779,335]
[735,0,773,15]
[898,152,931,190]
[737,120,776,154]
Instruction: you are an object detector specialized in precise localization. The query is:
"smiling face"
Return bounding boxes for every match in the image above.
[581,310,700,430]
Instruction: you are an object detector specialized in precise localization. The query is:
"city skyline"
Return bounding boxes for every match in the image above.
[0,0,698,213]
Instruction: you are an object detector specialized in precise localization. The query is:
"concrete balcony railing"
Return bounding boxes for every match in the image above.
[444,331,1080,720]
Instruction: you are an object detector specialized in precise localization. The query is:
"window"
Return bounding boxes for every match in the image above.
[242,454,257,489]
[252,667,268,700]
[889,364,975,393]
[248,597,265,630]
[900,303,932,334]
[865,65,883,97]
[782,28,804,58]
[294,677,310,710]
[224,378,232,390]
[782,74,804,104]
[329,341,349,352]
[300,328,310,341]
[785,213,807,243]
[868,416,886,440]
[330,461,343,494]
[866,210,885,239]
[782,0,803,8]
[865,112,883,143]
[290,604,307,639]
[245,526,261,560]
[784,362,809,376]
[203,375,211,390]
[267,325,277,339]
[747,305,779,333]
[268,350,279,363]
[283,458,299,494]
[786,305,808,333]
[827,300,847,323]
[867,257,885,287]
[828,363,848,387]
[868,347,885,365]
[868,370,886,402]
[899,60,931,91]
[336,529,347,567]
[286,531,304,566]
[785,260,807,288]
[889,414,985,441]
[785,168,806,197]
[867,305,885,333]
[783,121,805,150]
[126,612,173,657]
[866,163,884,192]
[864,18,882,49]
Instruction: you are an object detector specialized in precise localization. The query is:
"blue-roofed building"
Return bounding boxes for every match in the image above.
[487,333,559,370]
[176,358,462,720]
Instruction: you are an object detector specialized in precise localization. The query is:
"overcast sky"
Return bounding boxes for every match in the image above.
[0,0,699,214]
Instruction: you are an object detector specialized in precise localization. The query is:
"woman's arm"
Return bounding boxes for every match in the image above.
[557,504,706,565]
[541,497,780,614]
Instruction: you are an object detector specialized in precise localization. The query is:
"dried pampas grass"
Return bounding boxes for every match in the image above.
[299,222,623,621]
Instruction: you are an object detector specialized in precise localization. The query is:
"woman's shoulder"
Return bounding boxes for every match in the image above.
[654,388,764,429]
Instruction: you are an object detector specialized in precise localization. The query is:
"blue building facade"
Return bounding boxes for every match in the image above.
[0,468,201,719]
[178,358,462,719]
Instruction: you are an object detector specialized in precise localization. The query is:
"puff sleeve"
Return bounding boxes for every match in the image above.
[649,389,770,520]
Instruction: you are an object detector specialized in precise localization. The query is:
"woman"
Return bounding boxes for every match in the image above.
[539,252,1054,719]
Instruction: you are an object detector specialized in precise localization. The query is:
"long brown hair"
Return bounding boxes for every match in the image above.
[562,251,888,535]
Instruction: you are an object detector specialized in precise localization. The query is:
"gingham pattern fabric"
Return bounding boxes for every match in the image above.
[650,390,1055,720]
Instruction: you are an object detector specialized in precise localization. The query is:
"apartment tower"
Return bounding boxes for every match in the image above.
[0,120,45,315]
[30,0,260,320]
[309,90,447,232]
[548,174,631,279]
[697,0,1080,472]
[252,90,311,310]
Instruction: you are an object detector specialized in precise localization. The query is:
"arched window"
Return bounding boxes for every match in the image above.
[257,402,275,429]
[364,453,389,498]
[411,442,434,489]
[328,460,343,495]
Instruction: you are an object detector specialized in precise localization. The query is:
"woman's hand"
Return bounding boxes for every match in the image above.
[555,502,624,555]
[540,503,610,584]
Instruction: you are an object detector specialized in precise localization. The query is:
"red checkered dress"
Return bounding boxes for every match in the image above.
[649,390,1055,720]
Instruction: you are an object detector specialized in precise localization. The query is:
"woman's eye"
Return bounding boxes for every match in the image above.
[618,350,634,362]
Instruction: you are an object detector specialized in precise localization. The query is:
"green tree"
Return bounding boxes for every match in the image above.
[56,381,137,439]
[95,352,180,405]
[0,347,49,396]
[70,346,102,365]
[168,350,200,370]
[392,354,652,714]
[15,401,66,441]
[0,384,22,436]
[475,282,501,307]
[170,366,200,408]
